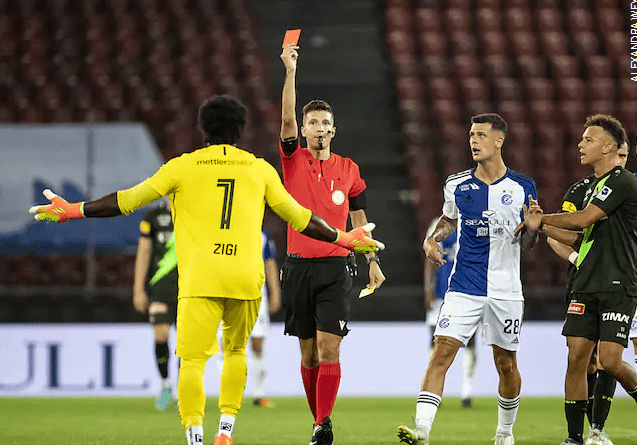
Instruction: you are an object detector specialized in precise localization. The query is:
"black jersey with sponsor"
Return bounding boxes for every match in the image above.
[140,203,178,287]
[572,166,637,295]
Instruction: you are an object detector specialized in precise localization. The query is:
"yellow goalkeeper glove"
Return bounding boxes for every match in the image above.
[333,222,385,254]
[29,189,85,223]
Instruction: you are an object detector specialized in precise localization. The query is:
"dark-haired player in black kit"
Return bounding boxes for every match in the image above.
[518,115,637,445]
[134,199,179,411]
[547,142,629,445]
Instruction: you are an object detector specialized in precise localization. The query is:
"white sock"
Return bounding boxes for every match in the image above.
[496,395,520,436]
[415,391,441,435]
[185,426,203,445]
[251,352,266,398]
[218,414,235,437]
[461,347,477,399]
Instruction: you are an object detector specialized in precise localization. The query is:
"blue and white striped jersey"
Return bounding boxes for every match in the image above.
[442,168,537,300]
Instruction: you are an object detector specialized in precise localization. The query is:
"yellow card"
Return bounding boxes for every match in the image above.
[358,287,376,299]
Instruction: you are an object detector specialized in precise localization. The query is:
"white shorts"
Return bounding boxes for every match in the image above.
[630,307,637,340]
[250,294,270,339]
[426,299,443,326]
[433,291,524,351]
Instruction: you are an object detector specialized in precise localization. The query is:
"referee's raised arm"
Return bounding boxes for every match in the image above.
[280,44,299,141]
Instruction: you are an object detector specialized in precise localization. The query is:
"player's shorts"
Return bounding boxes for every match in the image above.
[562,292,637,347]
[630,306,637,340]
[426,298,443,327]
[250,294,270,339]
[176,297,260,360]
[147,275,178,325]
[433,291,524,352]
[281,256,353,339]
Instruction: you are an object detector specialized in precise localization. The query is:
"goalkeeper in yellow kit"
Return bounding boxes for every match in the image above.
[29,95,384,445]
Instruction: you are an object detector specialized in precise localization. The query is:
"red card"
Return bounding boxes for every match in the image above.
[282,29,301,47]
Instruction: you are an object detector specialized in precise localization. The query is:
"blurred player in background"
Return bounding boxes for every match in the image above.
[518,115,637,445]
[133,198,178,411]
[29,94,383,445]
[547,142,629,445]
[399,113,540,445]
[424,218,477,409]
[280,43,386,445]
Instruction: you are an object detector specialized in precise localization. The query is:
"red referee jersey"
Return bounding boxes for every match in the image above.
[280,139,366,258]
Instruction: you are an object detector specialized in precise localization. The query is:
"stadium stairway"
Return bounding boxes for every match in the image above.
[252,0,424,320]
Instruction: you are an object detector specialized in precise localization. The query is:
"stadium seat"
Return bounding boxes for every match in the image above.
[449,32,477,56]
[452,56,481,79]
[565,8,593,32]
[385,6,413,32]
[517,55,548,78]
[432,99,461,126]
[414,8,442,33]
[475,8,502,32]
[510,32,538,55]
[418,31,447,56]
[585,56,613,79]
[540,31,569,56]
[505,8,533,32]
[588,100,615,116]
[587,78,615,101]
[429,77,457,100]
[572,31,599,58]
[618,79,637,101]
[396,76,424,101]
[459,77,489,101]
[445,8,471,30]
[387,30,416,57]
[493,77,523,101]
[535,8,563,32]
[498,100,527,124]
[596,8,622,32]
[421,56,450,78]
[483,55,512,78]
[549,55,580,78]
[604,31,628,62]
[480,32,508,56]
[558,100,586,125]
[526,78,556,101]
[557,78,585,101]
[528,100,557,124]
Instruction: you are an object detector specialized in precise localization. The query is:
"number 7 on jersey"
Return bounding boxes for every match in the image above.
[217,179,235,229]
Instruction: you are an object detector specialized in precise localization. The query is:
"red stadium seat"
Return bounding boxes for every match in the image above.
[526,78,556,101]
[445,8,471,30]
[429,77,457,100]
[618,79,637,101]
[585,56,613,79]
[558,100,586,124]
[452,56,481,79]
[432,99,461,125]
[587,78,615,101]
[396,76,424,101]
[557,78,585,101]
[572,31,600,58]
[505,8,533,32]
[498,100,527,124]
[464,100,494,118]
[391,54,419,77]
[387,30,416,57]
[483,55,512,78]
[604,31,629,62]
[421,56,450,78]
[460,77,491,101]
[529,100,557,124]
[535,8,563,32]
[385,6,413,32]
[493,77,523,101]
[596,8,622,32]
[476,8,502,32]
[541,31,569,56]
[480,32,508,56]
[588,100,615,116]
[517,55,548,78]
[509,32,538,55]
[449,32,477,56]
[565,8,593,32]
[549,55,580,79]
[418,31,447,56]
[414,8,442,33]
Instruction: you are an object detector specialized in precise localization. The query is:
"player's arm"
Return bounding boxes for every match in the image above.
[423,215,456,265]
[280,44,299,142]
[264,258,281,314]
[424,260,438,310]
[546,237,579,265]
[133,232,152,313]
[350,208,386,289]
[30,182,162,222]
[541,203,607,230]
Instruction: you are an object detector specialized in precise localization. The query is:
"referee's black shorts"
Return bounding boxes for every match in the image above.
[281,255,353,339]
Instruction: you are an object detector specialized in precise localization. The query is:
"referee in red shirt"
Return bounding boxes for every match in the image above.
[279,44,386,445]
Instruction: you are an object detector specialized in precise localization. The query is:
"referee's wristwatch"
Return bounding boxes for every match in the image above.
[366,255,380,265]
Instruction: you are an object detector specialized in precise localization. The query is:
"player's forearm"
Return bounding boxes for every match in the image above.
[301,213,338,243]
[542,224,582,248]
[83,193,122,217]
[134,238,152,292]
[546,237,577,262]
[429,215,456,242]
[542,206,602,231]
[350,209,375,260]
[280,69,298,140]
[520,228,539,250]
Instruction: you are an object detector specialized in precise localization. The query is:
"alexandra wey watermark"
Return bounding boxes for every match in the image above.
[632,0,637,81]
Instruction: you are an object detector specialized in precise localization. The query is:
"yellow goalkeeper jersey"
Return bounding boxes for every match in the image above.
[137,144,309,300]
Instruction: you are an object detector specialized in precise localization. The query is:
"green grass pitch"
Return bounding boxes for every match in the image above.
[1,397,635,444]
